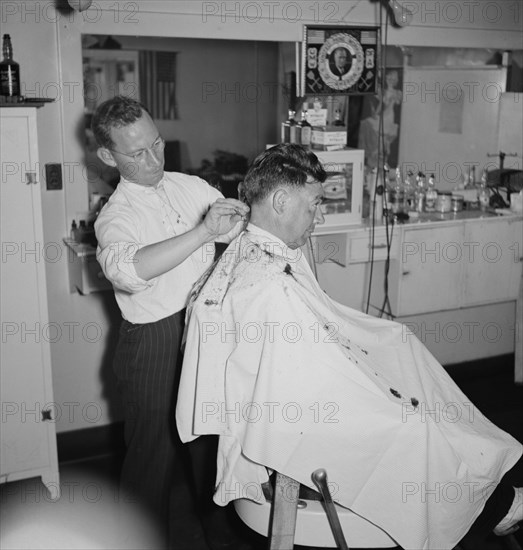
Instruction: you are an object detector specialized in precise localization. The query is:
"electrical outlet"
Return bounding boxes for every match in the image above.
[45,163,62,191]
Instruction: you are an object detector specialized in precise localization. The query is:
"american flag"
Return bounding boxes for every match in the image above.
[139,51,178,120]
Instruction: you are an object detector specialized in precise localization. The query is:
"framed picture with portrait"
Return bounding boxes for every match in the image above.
[301,25,380,96]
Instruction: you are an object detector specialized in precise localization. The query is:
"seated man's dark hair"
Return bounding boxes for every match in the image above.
[91,95,151,149]
[242,144,327,205]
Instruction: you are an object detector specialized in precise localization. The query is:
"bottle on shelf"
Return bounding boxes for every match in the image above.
[332,109,345,126]
[0,34,20,98]
[403,170,415,212]
[390,167,404,214]
[479,169,490,211]
[281,109,297,144]
[467,165,476,188]
[425,174,438,212]
[296,104,312,147]
[369,168,384,224]
[70,220,78,241]
[414,172,426,213]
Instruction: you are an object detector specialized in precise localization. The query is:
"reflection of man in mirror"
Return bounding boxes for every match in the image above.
[329,47,351,79]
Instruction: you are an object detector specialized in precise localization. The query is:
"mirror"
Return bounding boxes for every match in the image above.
[82,34,293,198]
[82,33,523,200]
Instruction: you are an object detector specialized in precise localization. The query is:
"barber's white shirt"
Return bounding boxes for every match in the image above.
[95,172,222,324]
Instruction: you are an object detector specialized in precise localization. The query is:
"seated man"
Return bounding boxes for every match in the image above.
[176,144,522,550]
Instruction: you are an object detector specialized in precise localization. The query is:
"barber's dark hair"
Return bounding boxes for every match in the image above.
[242,144,326,205]
[91,95,151,149]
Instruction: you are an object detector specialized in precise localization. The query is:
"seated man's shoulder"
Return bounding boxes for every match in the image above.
[191,240,296,307]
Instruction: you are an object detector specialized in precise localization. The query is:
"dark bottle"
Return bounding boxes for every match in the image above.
[332,109,345,126]
[296,105,312,147]
[281,109,297,143]
[0,34,20,97]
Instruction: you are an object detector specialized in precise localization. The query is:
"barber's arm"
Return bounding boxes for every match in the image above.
[134,198,248,281]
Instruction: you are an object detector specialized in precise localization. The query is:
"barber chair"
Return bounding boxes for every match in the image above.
[234,469,398,549]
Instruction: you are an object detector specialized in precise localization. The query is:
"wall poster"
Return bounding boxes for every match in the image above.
[301,25,380,96]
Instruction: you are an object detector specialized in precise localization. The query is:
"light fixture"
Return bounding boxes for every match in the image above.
[67,0,93,12]
[387,0,413,27]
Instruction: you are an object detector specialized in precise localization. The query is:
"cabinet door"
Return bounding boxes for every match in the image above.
[462,219,523,306]
[0,110,56,479]
[396,225,463,315]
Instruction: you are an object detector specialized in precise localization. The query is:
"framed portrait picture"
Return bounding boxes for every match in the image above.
[301,25,380,96]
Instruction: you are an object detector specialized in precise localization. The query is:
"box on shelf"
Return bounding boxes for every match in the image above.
[311,126,347,151]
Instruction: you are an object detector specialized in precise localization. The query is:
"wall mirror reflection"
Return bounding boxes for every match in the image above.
[82,34,293,199]
[81,34,522,203]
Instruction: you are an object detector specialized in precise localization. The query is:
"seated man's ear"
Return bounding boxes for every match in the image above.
[273,188,290,215]
[238,182,247,203]
[97,147,117,167]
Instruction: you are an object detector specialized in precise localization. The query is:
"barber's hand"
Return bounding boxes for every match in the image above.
[203,198,250,237]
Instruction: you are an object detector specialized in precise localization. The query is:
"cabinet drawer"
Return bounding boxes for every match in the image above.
[349,232,398,263]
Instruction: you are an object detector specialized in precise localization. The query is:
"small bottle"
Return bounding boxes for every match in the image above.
[403,171,415,212]
[391,168,404,214]
[425,174,438,212]
[370,168,384,224]
[0,34,20,97]
[296,105,312,147]
[70,220,78,241]
[281,109,297,143]
[332,109,345,126]
[479,169,490,211]
[414,172,426,213]
[468,166,476,188]
[78,219,87,243]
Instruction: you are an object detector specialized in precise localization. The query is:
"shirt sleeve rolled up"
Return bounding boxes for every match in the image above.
[95,204,155,293]
[97,240,155,293]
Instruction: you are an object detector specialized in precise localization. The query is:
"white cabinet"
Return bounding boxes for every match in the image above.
[462,218,523,307]
[394,224,463,316]
[392,217,523,316]
[0,108,59,498]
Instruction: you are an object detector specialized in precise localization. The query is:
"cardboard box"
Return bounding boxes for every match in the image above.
[311,126,347,151]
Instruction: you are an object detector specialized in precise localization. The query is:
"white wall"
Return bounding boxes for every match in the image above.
[2,0,521,432]
[112,35,279,170]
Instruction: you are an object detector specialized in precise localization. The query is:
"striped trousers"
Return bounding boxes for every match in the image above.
[113,310,185,530]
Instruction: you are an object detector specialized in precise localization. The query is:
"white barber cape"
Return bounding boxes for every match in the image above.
[176,225,522,550]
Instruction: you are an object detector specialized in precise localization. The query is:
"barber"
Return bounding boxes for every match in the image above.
[93,96,248,546]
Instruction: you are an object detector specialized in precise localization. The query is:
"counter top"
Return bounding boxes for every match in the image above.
[313,209,522,236]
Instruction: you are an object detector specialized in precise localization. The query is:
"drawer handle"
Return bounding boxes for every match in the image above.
[402,270,410,276]
[368,243,387,249]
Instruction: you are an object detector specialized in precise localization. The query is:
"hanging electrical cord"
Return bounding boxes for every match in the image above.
[365,6,396,319]
[378,13,396,320]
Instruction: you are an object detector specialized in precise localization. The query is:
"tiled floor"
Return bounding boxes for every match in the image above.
[1,357,522,550]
